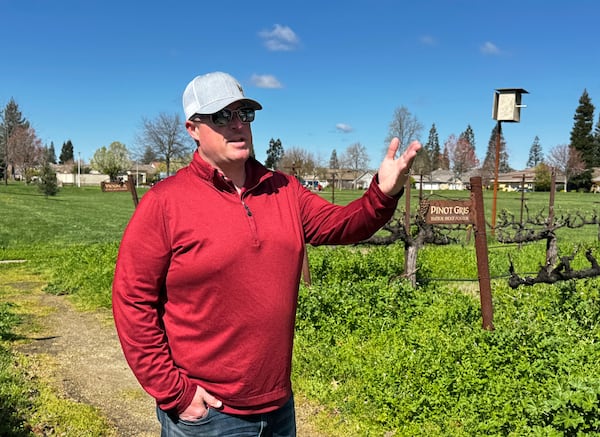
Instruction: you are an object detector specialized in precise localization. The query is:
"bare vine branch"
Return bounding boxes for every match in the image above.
[508,248,600,288]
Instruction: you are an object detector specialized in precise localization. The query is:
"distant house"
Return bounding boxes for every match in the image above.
[323,169,365,189]
[353,171,375,190]
[589,168,600,193]
[497,167,567,192]
[495,169,537,192]
[415,169,467,191]
[52,163,158,187]
[126,164,159,185]
[413,167,571,192]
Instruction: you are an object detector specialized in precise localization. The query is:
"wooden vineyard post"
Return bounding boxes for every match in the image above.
[421,176,494,330]
[404,174,414,286]
[545,169,557,267]
[470,176,494,331]
[128,178,139,208]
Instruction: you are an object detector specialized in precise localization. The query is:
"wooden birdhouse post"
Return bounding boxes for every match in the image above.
[490,88,528,234]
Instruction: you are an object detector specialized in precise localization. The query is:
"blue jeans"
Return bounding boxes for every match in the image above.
[157,395,296,437]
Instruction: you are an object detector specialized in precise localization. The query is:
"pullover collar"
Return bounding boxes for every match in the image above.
[188,150,273,193]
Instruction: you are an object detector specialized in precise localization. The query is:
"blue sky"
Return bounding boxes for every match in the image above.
[1,0,599,170]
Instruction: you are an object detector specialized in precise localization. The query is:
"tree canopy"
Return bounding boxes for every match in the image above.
[526,136,544,168]
[482,124,511,182]
[329,149,339,169]
[1,98,30,183]
[459,125,476,151]
[90,141,131,181]
[59,140,74,164]
[425,123,441,171]
[570,89,596,168]
[7,126,44,182]
[265,138,284,169]
[569,89,596,190]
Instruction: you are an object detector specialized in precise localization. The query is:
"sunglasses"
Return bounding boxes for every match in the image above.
[190,107,256,127]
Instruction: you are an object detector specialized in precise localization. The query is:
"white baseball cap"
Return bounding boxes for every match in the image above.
[182,72,262,120]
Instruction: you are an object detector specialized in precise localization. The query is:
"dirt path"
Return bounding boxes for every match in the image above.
[18,293,161,436]
[16,292,325,436]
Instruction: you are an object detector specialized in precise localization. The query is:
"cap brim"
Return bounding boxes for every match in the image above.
[195,98,262,115]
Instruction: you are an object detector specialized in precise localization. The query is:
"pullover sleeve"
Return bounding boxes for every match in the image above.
[299,174,401,245]
[112,190,196,414]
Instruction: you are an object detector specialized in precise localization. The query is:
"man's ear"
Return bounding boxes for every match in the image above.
[185,120,201,142]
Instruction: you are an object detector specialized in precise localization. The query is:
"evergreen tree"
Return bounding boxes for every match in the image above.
[46,141,57,164]
[329,149,339,169]
[593,113,600,166]
[440,146,450,170]
[483,125,502,171]
[570,89,596,168]
[1,98,30,183]
[482,124,510,177]
[526,136,544,168]
[38,160,59,197]
[59,139,74,164]
[569,90,596,190]
[265,138,283,169]
[459,125,476,151]
[499,146,512,173]
[425,123,441,170]
[1,98,29,136]
[411,146,431,176]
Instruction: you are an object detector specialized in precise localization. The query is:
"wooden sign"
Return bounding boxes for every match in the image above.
[101,181,129,192]
[422,200,473,225]
[418,179,493,330]
[101,179,139,208]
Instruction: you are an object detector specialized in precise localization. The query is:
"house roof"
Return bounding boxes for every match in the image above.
[496,169,536,183]
[417,169,463,183]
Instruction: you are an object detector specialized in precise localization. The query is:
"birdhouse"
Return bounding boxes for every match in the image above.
[492,88,528,122]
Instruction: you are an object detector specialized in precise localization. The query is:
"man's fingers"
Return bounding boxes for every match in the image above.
[204,392,223,409]
[402,140,422,163]
[386,137,400,159]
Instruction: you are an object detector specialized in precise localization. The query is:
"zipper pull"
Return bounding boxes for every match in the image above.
[243,201,252,216]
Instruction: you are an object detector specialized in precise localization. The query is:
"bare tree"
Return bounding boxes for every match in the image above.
[385,106,423,153]
[341,143,370,183]
[7,126,43,182]
[280,146,316,177]
[136,113,193,176]
[546,144,586,189]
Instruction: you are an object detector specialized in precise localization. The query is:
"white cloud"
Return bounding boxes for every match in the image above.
[259,24,300,51]
[251,74,283,89]
[335,123,353,133]
[481,41,500,55]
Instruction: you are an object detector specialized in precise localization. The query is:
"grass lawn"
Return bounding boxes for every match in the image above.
[2,181,595,247]
[1,181,599,435]
[0,184,142,247]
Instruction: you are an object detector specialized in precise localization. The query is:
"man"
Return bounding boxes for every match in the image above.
[112,71,421,436]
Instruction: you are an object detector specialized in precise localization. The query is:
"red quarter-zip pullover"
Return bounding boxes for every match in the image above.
[112,152,399,415]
